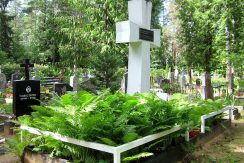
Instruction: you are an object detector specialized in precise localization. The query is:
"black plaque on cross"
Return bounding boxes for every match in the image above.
[20,59,34,80]
[139,28,154,42]
[13,59,40,117]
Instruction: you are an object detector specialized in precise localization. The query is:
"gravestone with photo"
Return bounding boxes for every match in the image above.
[13,59,40,117]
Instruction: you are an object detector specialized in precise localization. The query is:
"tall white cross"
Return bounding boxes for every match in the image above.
[116,0,161,95]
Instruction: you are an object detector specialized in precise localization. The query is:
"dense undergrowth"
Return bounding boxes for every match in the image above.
[12,91,226,162]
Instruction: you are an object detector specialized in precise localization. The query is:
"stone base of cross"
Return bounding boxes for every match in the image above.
[116,0,160,95]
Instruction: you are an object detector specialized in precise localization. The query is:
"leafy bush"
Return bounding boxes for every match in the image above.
[162,83,181,94]
[16,91,225,162]
[0,103,12,114]
[19,91,180,146]
[1,63,23,81]
[238,80,244,88]
[169,93,224,128]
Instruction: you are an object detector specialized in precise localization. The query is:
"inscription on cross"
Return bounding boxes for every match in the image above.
[116,0,160,95]
[20,59,34,80]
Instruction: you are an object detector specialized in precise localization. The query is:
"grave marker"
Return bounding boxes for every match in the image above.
[116,0,160,95]
[174,68,179,80]
[54,83,73,96]
[70,65,79,91]
[201,72,207,100]
[11,69,21,85]
[0,68,6,91]
[32,67,40,81]
[179,70,186,91]
[13,59,40,117]
[121,72,128,94]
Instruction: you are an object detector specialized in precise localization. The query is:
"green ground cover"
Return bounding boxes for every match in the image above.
[9,91,227,162]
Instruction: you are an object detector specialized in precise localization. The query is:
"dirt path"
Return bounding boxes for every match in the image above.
[185,110,244,163]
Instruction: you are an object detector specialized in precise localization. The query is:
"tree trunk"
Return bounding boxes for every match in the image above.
[226,61,234,94]
[225,26,234,94]
[188,69,192,84]
[203,26,213,100]
[205,71,213,99]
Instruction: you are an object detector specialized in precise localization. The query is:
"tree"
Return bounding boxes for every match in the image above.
[0,0,13,58]
[214,0,244,93]
[176,0,223,99]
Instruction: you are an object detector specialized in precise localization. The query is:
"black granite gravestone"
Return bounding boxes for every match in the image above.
[13,59,40,117]
[13,80,40,117]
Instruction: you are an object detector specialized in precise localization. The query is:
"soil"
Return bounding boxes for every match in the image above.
[182,110,244,163]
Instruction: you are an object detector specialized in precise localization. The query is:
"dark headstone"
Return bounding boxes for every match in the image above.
[54,83,73,96]
[13,80,40,117]
[11,70,21,85]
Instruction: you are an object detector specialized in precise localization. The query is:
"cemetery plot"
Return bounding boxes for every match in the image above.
[15,91,234,163]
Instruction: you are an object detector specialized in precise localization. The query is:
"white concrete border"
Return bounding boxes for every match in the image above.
[20,106,233,162]
[200,106,233,133]
[185,106,234,141]
[21,125,181,163]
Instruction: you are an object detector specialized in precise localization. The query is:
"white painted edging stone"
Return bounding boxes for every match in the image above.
[185,106,234,141]
[20,125,181,163]
[200,106,233,134]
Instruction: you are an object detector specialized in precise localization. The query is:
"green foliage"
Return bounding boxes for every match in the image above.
[16,91,228,161]
[1,62,22,80]
[238,80,244,88]
[6,130,33,160]
[175,0,244,79]
[0,0,13,57]
[123,152,154,162]
[169,93,224,128]
[17,91,181,160]
[162,83,181,94]
[0,103,12,114]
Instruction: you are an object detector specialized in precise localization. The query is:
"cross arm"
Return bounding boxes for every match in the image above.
[116,20,160,47]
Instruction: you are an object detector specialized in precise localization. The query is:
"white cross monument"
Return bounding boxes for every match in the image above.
[116,0,160,95]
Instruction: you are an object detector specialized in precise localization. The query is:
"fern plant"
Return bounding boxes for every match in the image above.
[16,91,225,162]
